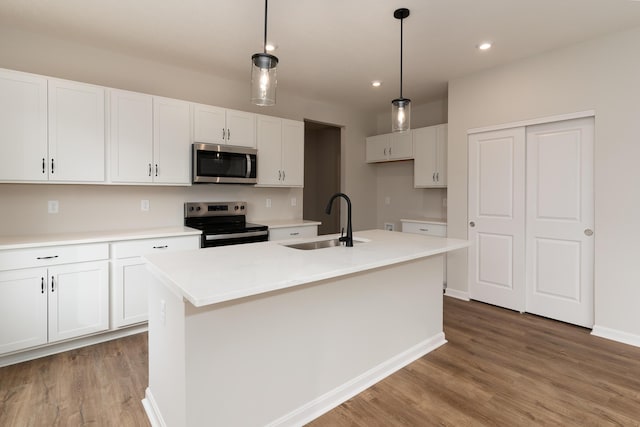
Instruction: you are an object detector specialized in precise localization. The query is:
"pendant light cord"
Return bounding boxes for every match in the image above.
[399,16,403,99]
[264,0,269,54]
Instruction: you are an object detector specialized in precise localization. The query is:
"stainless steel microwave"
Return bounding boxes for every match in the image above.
[192,143,257,184]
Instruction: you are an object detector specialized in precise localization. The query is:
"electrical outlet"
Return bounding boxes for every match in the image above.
[384,196,391,205]
[141,199,150,211]
[291,197,297,207]
[266,198,272,208]
[384,222,395,231]
[48,200,59,214]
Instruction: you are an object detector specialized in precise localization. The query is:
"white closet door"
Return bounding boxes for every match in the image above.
[525,117,594,327]
[468,128,526,312]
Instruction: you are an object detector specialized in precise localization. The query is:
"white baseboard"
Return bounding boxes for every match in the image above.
[444,288,470,301]
[142,388,165,427]
[266,332,447,427]
[591,325,640,348]
[0,324,147,368]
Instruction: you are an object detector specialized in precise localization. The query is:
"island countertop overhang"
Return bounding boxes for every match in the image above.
[144,229,469,308]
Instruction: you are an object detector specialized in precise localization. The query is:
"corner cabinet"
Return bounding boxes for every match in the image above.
[413,124,447,188]
[193,103,256,148]
[0,244,109,355]
[365,131,413,163]
[0,69,48,181]
[109,90,191,185]
[256,115,304,187]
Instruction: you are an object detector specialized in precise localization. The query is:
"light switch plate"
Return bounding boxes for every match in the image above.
[141,200,150,211]
[384,222,394,231]
[48,200,59,214]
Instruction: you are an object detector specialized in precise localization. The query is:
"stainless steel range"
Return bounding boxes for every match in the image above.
[184,202,268,248]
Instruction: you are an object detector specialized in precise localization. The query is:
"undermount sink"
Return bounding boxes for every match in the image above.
[283,237,364,250]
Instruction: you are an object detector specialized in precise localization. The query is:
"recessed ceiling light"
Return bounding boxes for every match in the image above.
[265,43,277,52]
[478,42,492,51]
[371,81,382,87]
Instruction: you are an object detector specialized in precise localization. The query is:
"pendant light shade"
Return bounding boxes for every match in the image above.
[391,8,411,132]
[251,0,278,106]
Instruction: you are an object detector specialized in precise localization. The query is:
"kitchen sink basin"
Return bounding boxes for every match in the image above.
[283,237,364,250]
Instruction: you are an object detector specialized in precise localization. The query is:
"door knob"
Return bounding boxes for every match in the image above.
[469,221,476,228]
[584,228,593,236]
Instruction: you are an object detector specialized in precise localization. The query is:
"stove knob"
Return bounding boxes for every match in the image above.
[241,205,245,210]
[189,206,194,211]
[196,206,201,211]
[234,205,239,211]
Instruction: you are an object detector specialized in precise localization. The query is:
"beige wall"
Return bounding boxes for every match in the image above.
[0,25,378,236]
[447,26,640,338]
[372,98,449,229]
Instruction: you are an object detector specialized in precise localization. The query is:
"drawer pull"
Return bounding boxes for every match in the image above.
[419,228,430,232]
[153,245,169,249]
[290,232,299,236]
[37,255,59,260]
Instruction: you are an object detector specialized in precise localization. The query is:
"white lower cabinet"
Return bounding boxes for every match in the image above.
[268,224,318,241]
[401,220,448,287]
[0,244,109,355]
[110,235,200,328]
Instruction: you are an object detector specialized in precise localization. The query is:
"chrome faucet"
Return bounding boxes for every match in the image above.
[325,192,353,247]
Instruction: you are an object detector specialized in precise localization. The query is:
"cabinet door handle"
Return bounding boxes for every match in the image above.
[155,164,159,177]
[278,170,282,181]
[282,170,285,181]
[436,172,439,182]
[51,159,55,174]
[227,129,231,140]
[222,128,226,140]
[41,277,45,294]
[384,148,387,156]
[433,172,436,182]
[152,245,169,249]
[51,276,55,292]
[42,158,46,174]
[37,255,59,260]
[389,147,392,156]
[148,163,152,177]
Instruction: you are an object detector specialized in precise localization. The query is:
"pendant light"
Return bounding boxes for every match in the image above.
[391,8,411,132]
[251,0,278,106]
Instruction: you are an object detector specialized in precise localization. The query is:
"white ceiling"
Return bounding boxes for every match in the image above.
[2,0,640,113]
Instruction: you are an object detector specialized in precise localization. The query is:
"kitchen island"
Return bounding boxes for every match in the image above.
[142,229,469,427]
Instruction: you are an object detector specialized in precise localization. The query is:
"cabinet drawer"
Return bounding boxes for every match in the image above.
[111,235,200,259]
[0,243,109,272]
[269,226,318,241]
[401,222,447,237]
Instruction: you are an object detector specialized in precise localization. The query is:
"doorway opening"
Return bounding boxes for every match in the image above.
[304,120,341,235]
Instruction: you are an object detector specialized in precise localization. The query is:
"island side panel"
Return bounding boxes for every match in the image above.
[145,273,187,427]
[183,255,444,427]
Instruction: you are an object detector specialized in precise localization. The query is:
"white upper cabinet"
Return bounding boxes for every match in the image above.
[110,92,191,185]
[256,115,304,187]
[48,79,105,182]
[109,89,153,183]
[193,103,256,148]
[366,131,413,163]
[153,96,192,184]
[0,69,48,182]
[413,124,447,188]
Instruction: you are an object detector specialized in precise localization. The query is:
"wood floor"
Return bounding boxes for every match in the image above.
[1,297,639,426]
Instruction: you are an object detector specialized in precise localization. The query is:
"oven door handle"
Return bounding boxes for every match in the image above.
[205,230,268,241]
[246,154,252,178]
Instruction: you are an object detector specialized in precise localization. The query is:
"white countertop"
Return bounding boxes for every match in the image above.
[145,229,469,308]
[0,227,202,250]
[254,219,322,229]
[400,218,447,225]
